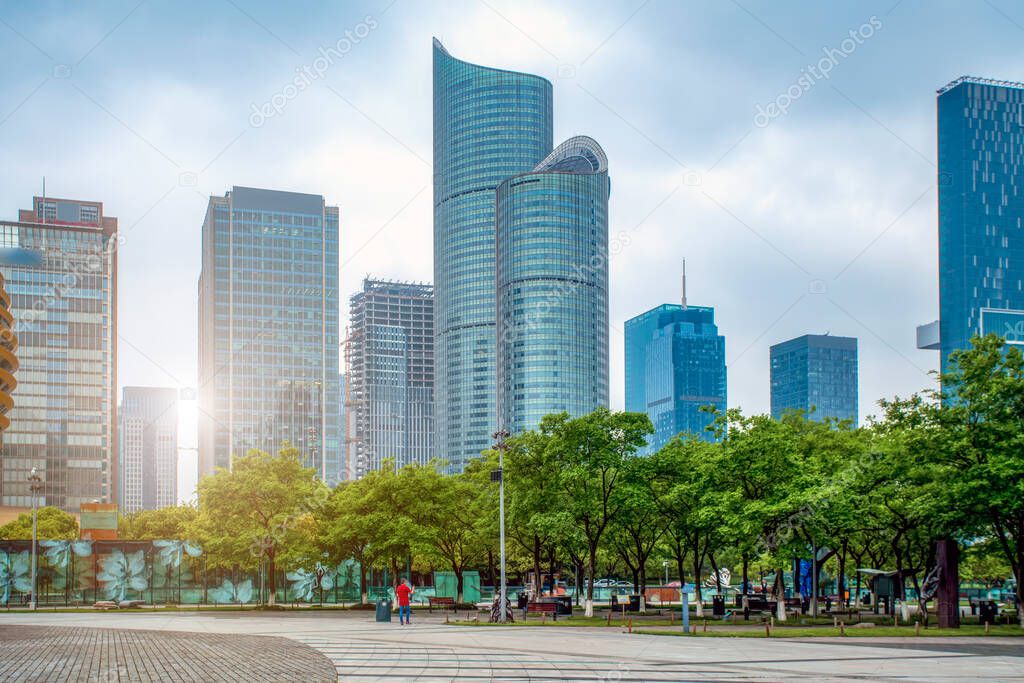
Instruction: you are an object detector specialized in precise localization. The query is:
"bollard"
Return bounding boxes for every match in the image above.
[833,616,837,627]
[985,622,990,635]
[765,620,770,637]
[628,618,633,634]
[541,613,546,625]
[915,621,921,636]
[703,618,707,633]
[606,609,612,626]
[840,621,846,636]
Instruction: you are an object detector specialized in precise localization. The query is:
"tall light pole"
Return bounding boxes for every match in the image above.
[492,429,509,623]
[28,467,42,611]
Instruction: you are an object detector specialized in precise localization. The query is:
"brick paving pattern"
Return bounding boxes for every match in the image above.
[0,625,337,682]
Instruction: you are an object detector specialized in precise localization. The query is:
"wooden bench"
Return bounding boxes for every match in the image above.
[525,601,558,621]
[428,596,456,613]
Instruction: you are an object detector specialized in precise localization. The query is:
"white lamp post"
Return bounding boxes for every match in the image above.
[28,467,42,611]
[492,429,509,623]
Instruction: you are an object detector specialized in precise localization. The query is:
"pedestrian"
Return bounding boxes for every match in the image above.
[396,577,414,625]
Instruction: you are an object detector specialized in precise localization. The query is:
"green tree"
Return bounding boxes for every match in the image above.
[191,447,326,606]
[0,506,78,540]
[547,408,653,616]
[119,505,197,540]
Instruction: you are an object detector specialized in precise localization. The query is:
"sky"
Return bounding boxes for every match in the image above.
[2,0,1023,501]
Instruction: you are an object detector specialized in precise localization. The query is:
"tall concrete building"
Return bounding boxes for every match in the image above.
[770,334,858,425]
[0,196,117,510]
[433,38,553,469]
[120,387,178,512]
[198,187,340,483]
[345,278,433,478]
[918,77,1024,364]
[496,136,610,434]
[625,296,727,452]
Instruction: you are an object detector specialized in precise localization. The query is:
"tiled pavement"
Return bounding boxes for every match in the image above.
[0,625,337,682]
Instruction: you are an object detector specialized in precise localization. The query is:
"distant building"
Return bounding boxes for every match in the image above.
[345,278,433,478]
[918,77,1024,363]
[625,273,727,452]
[0,271,16,441]
[496,136,610,435]
[198,187,340,483]
[0,196,117,511]
[120,387,178,513]
[433,38,553,470]
[770,334,858,424]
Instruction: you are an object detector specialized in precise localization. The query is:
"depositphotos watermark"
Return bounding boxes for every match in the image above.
[754,16,882,128]
[249,15,379,127]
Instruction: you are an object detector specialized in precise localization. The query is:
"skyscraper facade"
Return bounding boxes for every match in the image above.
[0,272,17,444]
[433,38,553,469]
[198,187,340,483]
[770,334,858,424]
[120,386,178,512]
[496,136,610,434]
[626,304,726,452]
[934,77,1024,365]
[0,197,117,510]
[345,278,434,478]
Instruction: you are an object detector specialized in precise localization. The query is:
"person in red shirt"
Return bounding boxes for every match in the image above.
[395,578,414,625]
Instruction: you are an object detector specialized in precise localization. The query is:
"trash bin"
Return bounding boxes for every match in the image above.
[979,600,998,625]
[375,599,392,622]
[712,595,726,617]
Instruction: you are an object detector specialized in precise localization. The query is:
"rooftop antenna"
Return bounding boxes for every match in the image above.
[680,259,687,309]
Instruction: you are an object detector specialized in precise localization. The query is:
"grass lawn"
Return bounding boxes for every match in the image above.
[634,624,1024,638]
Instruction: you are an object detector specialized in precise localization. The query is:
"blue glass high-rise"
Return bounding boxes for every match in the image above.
[770,334,858,424]
[496,137,610,434]
[198,187,340,483]
[935,77,1024,366]
[625,304,726,452]
[433,39,553,469]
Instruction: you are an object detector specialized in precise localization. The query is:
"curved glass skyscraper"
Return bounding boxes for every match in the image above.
[433,39,553,469]
[496,136,610,434]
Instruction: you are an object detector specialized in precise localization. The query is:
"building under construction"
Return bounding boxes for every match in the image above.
[344,278,434,479]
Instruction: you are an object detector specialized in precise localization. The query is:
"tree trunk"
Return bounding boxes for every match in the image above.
[935,538,960,629]
[267,549,277,607]
[359,557,368,605]
[533,536,543,596]
[742,553,749,595]
[547,546,557,596]
[837,541,847,610]
[455,567,464,604]
[774,568,786,622]
[692,551,704,617]
[585,545,597,617]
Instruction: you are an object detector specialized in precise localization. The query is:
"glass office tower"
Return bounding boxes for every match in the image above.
[935,77,1024,366]
[496,136,610,434]
[433,38,553,470]
[626,305,726,452]
[0,197,117,510]
[346,278,434,479]
[770,334,858,424]
[120,386,178,512]
[198,187,340,483]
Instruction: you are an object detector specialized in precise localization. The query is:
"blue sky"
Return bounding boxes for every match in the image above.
[2,0,1023,495]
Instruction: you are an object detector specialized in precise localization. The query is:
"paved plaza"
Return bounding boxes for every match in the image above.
[0,610,1020,682]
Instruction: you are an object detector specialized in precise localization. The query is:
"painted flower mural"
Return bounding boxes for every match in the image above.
[286,562,334,602]
[152,540,202,568]
[0,550,31,605]
[96,549,147,602]
[208,578,253,604]
[39,540,93,569]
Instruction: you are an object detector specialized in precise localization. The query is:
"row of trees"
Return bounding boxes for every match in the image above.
[4,336,1020,624]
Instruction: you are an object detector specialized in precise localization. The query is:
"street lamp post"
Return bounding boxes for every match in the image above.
[28,467,42,611]
[492,429,510,623]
